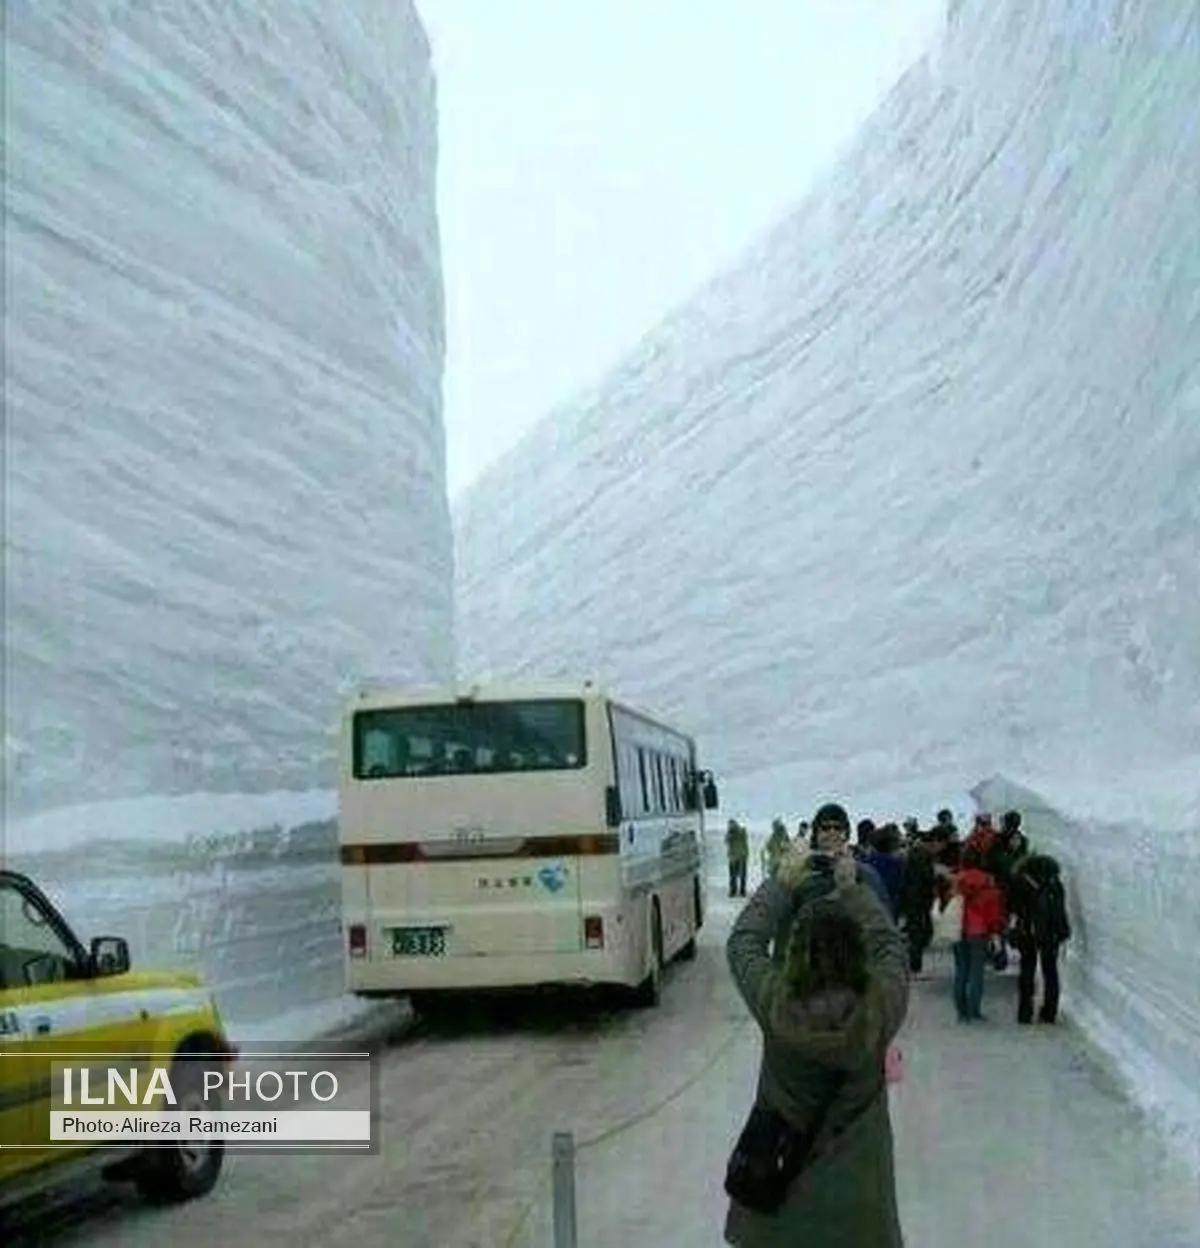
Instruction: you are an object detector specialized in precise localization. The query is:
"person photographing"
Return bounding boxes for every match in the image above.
[723,801,910,1246]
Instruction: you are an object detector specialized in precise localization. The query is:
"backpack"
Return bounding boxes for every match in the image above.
[1031,876,1071,944]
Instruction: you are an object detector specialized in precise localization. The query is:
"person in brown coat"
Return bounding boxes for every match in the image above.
[723,802,910,1247]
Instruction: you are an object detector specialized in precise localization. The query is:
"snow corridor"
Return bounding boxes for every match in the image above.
[4,776,1198,1245]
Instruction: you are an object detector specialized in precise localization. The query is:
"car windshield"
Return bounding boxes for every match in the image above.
[0,879,80,989]
[352,699,587,779]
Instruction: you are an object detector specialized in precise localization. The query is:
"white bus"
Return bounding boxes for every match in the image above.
[338,682,719,1012]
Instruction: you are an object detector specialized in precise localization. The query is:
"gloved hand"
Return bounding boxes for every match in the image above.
[833,850,857,892]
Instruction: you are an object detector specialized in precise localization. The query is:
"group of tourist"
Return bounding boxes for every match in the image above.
[724,804,1072,1024]
[720,800,1073,1245]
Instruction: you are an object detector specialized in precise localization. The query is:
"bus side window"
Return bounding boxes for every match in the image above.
[619,743,638,815]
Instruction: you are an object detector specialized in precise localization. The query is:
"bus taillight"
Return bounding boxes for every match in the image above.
[348,923,367,957]
[583,915,604,949]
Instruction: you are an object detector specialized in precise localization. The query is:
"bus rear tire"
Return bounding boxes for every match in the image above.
[678,878,702,960]
[633,901,664,1008]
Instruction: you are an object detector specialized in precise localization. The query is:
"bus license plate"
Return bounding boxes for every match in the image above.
[391,926,447,957]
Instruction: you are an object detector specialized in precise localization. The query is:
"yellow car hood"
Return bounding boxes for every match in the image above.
[113,969,207,993]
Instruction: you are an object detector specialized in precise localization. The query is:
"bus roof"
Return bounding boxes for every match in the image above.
[347,680,611,713]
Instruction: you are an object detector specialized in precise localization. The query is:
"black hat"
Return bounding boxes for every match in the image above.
[1003,810,1022,832]
[812,802,850,832]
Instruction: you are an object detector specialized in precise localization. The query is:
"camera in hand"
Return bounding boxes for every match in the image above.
[808,852,836,878]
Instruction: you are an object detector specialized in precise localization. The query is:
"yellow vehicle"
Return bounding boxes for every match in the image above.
[0,868,237,1216]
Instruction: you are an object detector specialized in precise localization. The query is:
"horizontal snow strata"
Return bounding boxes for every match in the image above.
[453,0,1200,1164]
[4,791,350,1032]
[454,0,1200,801]
[4,0,452,814]
[974,774,1200,1173]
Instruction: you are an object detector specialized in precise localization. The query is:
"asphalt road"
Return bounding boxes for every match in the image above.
[5,922,745,1248]
[11,903,1199,1248]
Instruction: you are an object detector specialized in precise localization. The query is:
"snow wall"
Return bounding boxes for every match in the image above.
[3,794,360,1040]
[4,0,453,818]
[454,0,1200,1159]
[3,1,446,1035]
[974,775,1200,1171]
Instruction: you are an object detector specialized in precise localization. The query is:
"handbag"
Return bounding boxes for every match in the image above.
[723,1075,845,1215]
[929,893,963,951]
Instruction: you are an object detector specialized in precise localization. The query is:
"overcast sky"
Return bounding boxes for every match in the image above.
[417,0,945,499]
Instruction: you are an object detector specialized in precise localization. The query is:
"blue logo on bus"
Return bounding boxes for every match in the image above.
[538,863,568,893]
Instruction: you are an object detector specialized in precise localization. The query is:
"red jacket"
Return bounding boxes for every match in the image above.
[963,823,998,863]
[955,867,1006,938]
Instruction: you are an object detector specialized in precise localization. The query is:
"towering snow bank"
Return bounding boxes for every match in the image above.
[974,775,1200,1170]
[4,1,452,816]
[455,0,1200,811]
[454,0,1199,1157]
[5,793,352,1034]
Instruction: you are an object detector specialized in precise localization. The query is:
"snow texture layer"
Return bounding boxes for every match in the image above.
[455,0,1200,1157]
[975,774,1200,1172]
[4,0,453,816]
[4,792,359,1036]
[455,0,1200,805]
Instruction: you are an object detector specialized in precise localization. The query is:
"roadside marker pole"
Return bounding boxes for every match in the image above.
[551,1130,578,1247]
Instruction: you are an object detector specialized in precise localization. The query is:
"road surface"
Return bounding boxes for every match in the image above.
[9,901,1200,1247]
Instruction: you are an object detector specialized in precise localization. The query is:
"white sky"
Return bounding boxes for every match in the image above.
[417,0,946,498]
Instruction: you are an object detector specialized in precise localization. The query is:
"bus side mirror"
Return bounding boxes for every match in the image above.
[605,785,623,827]
[702,776,719,810]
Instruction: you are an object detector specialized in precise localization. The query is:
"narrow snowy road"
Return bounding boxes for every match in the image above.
[8,920,745,1247]
[12,901,1200,1247]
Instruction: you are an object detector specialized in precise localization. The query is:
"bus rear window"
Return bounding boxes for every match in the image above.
[352,699,587,779]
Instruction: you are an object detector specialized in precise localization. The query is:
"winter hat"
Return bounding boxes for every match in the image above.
[812,801,850,830]
[810,802,851,846]
[1002,810,1022,834]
